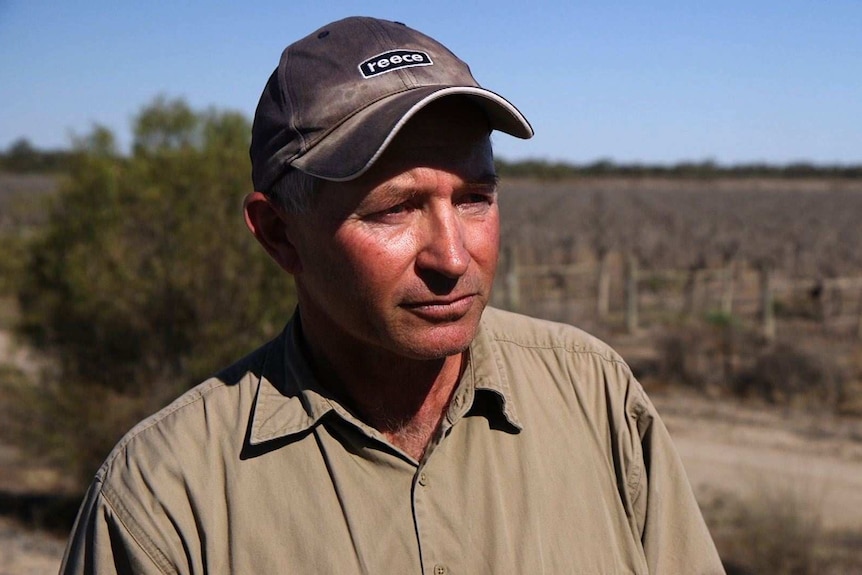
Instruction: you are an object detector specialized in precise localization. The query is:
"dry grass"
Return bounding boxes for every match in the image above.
[702,473,861,574]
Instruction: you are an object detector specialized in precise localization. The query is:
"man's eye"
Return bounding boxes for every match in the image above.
[368,203,411,221]
[384,204,408,214]
[459,192,495,206]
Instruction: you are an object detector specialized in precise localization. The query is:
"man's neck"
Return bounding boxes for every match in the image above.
[354,356,463,460]
[298,318,466,461]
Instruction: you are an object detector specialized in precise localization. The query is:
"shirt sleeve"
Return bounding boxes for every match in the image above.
[626,382,726,575]
[60,478,175,575]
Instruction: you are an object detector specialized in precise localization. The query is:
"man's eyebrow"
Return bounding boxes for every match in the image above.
[373,181,419,201]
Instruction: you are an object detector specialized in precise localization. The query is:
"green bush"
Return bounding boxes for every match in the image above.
[12,97,297,488]
[0,234,28,298]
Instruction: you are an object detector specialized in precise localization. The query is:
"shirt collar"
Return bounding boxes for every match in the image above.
[458,312,523,431]
[248,308,522,447]
[248,312,335,445]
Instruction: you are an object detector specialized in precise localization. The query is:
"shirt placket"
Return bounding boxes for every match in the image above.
[410,382,472,575]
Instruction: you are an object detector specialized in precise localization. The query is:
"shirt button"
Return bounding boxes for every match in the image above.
[434,564,448,575]
[418,472,429,486]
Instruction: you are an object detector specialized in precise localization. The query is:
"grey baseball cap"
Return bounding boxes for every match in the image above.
[250,16,533,191]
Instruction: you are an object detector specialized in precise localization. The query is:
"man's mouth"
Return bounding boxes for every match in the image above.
[402,294,478,321]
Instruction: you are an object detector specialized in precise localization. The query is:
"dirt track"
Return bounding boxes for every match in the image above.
[653,390,862,533]
[0,515,65,575]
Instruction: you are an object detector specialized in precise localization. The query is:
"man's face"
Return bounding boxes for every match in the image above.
[285,99,499,361]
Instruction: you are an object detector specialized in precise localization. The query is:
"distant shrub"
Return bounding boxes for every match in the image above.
[0,234,27,297]
[734,343,843,408]
[657,317,845,410]
[705,311,736,328]
[657,326,718,390]
[0,365,30,436]
[1,369,173,488]
[773,294,822,321]
[705,482,826,575]
[656,318,760,394]
[0,138,74,174]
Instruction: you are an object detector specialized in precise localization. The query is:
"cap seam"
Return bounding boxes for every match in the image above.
[366,18,414,91]
[282,46,307,158]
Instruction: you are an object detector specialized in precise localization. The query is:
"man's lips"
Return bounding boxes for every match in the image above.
[401,294,478,321]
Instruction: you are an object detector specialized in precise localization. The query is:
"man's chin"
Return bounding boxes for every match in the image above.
[395,319,480,360]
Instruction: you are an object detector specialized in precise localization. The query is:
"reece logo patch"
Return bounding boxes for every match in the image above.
[359,50,433,78]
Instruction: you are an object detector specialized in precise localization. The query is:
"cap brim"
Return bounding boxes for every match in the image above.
[291,86,533,181]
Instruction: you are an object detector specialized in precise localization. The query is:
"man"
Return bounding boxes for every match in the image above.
[62,16,724,574]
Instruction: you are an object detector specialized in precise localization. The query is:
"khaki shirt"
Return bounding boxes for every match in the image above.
[61,307,724,574]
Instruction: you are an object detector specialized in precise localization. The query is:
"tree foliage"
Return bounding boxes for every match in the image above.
[493,158,862,180]
[0,138,75,173]
[11,98,296,485]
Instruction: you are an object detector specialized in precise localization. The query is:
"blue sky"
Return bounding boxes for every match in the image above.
[1,1,860,165]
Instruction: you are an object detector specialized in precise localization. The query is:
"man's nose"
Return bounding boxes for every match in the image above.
[415,206,470,279]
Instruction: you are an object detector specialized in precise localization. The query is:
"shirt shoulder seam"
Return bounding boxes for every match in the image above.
[491,335,630,368]
[100,480,178,575]
[99,376,241,474]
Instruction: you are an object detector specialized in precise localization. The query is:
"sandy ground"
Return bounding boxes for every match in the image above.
[653,390,862,532]
[0,516,66,575]
[1,390,861,573]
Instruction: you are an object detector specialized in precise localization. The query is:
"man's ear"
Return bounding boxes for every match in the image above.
[243,191,302,274]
